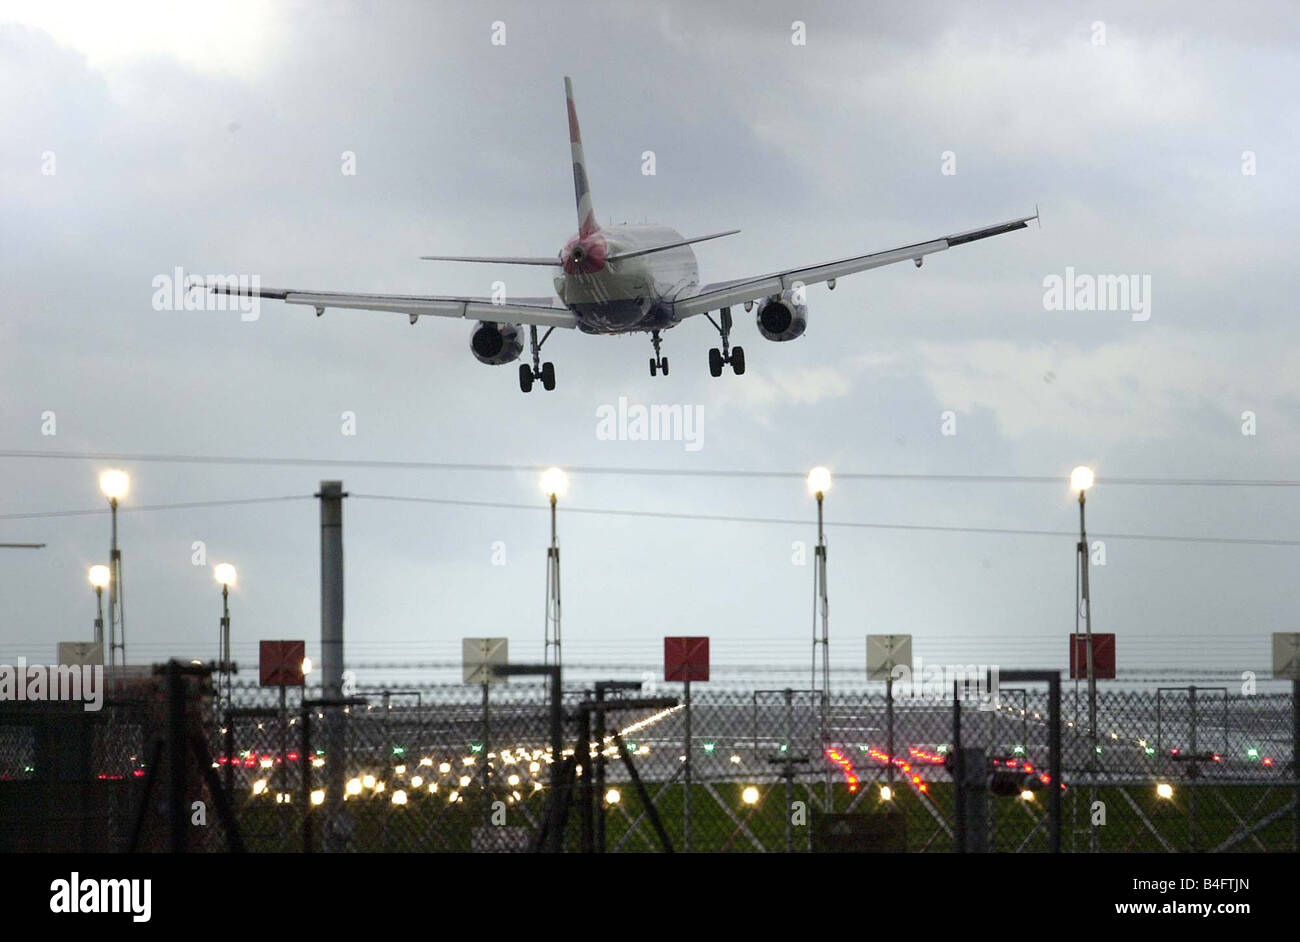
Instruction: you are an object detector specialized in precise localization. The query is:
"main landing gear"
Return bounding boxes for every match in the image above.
[648,329,669,376]
[520,324,557,393]
[705,306,745,377]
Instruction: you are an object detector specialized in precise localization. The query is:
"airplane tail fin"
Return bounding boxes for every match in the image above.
[565,76,600,237]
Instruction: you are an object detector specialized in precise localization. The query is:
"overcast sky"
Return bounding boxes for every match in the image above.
[2,1,1298,686]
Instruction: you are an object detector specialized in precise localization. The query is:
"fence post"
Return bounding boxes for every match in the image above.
[166,659,188,853]
[1293,678,1299,853]
[317,480,347,853]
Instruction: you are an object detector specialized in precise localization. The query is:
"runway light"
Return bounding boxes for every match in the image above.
[1070,465,1095,492]
[459,775,472,788]
[540,466,569,499]
[311,789,325,805]
[99,469,130,501]
[410,775,423,788]
[806,466,832,496]
[507,774,520,787]
[213,563,237,587]
[741,786,760,805]
[88,565,111,588]
[604,787,621,805]
[391,789,407,806]
[439,762,452,774]
[880,785,893,802]
[362,774,376,790]
[1020,789,1035,801]
[252,779,267,796]
[1156,782,1174,800]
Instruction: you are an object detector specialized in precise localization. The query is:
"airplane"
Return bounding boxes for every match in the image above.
[209,77,1036,393]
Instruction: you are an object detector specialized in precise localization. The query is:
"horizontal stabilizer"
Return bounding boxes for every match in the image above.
[606,229,740,263]
[419,254,561,266]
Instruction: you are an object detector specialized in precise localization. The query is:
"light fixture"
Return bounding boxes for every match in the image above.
[1070,465,1095,492]
[1020,789,1036,801]
[604,787,621,805]
[1155,782,1174,800]
[806,466,832,496]
[540,466,568,499]
[88,564,111,589]
[213,563,237,587]
[879,785,893,802]
[98,469,130,501]
[741,785,760,805]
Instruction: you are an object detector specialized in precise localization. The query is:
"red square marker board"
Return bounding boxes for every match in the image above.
[664,636,709,682]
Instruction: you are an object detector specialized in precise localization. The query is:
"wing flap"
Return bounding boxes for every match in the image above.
[206,284,578,328]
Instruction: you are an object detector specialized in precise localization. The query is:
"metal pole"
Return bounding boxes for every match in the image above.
[1293,678,1299,853]
[280,683,289,837]
[1079,490,1098,853]
[595,685,607,853]
[886,675,895,797]
[93,586,104,646]
[108,496,124,685]
[220,584,231,720]
[813,492,830,810]
[166,660,187,853]
[785,688,794,853]
[318,481,347,852]
[481,681,492,828]
[545,494,562,667]
[578,706,593,853]
[1048,673,1062,854]
[1189,685,1198,852]
[683,677,692,852]
[301,703,313,853]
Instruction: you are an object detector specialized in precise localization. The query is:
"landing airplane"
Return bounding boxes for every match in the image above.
[211,77,1036,393]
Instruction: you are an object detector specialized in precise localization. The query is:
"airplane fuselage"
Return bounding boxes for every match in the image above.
[553,224,699,335]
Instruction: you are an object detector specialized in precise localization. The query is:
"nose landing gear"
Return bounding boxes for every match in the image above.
[648,329,669,376]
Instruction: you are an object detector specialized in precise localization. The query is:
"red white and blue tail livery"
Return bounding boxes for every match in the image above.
[210,77,1036,392]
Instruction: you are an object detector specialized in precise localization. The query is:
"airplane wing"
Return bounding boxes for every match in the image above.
[671,213,1037,319]
[202,283,578,329]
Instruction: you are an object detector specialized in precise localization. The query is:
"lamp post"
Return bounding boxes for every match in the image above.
[88,564,110,647]
[807,466,832,808]
[99,469,129,679]
[540,467,568,667]
[1071,464,1098,853]
[214,563,237,718]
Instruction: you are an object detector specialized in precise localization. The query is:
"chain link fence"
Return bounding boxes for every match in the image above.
[2,670,1295,852]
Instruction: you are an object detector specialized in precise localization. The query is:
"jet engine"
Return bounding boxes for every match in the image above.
[755,289,808,342]
[469,321,524,365]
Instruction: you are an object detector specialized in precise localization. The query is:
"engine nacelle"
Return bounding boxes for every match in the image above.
[469,321,524,365]
[755,290,808,342]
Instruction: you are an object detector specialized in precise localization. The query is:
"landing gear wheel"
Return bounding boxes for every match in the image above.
[519,363,534,392]
[540,361,556,391]
[731,346,746,375]
[708,348,724,377]
[649,357,658,376]
[660,357,669,376]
